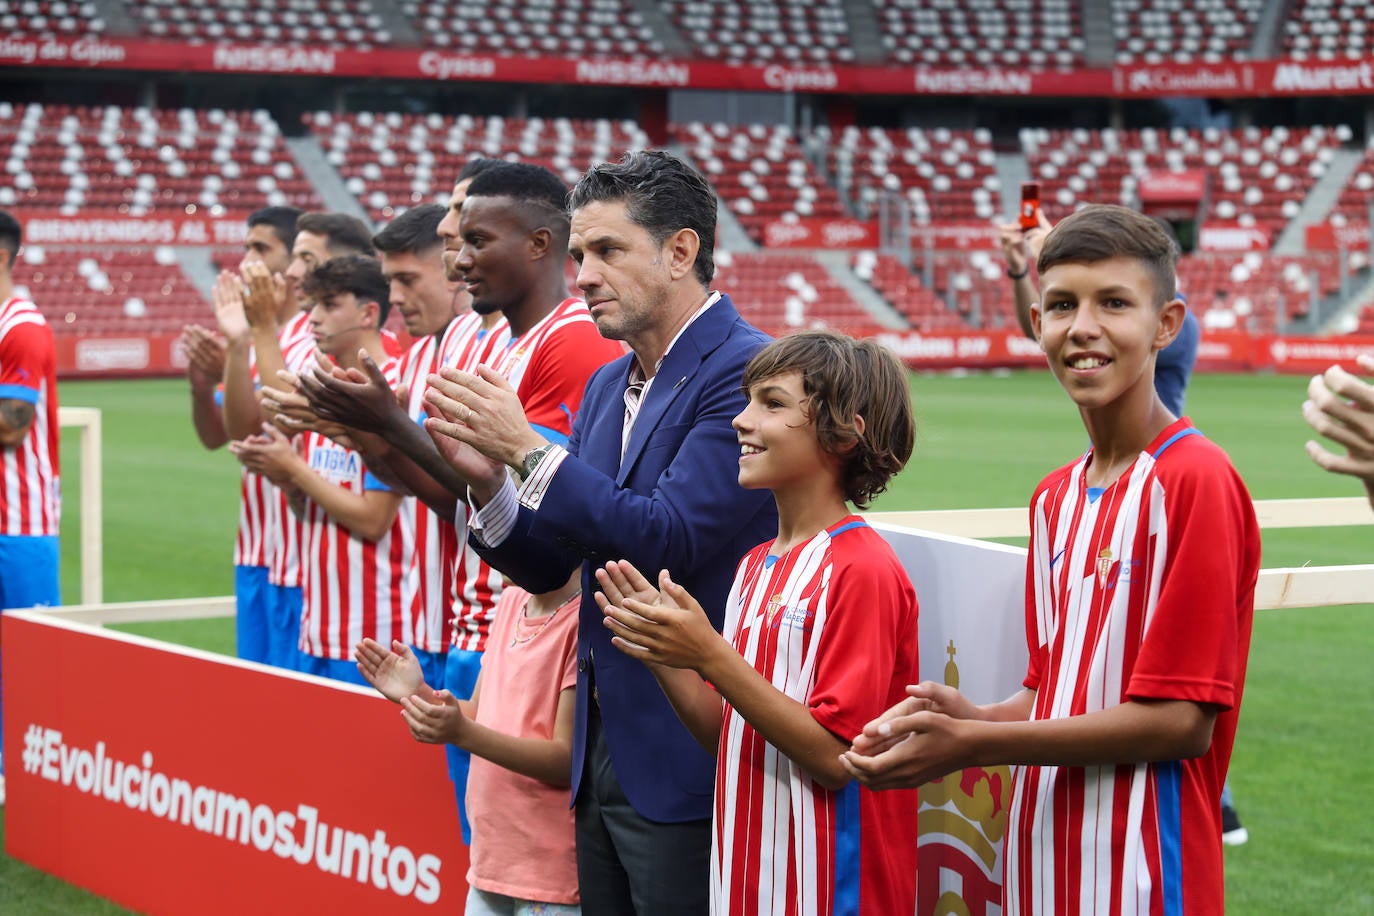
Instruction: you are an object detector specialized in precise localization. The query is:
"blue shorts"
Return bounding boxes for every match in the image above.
[444,646,484,845]
[268,583,304,671]
[234,565,272,665]
[296,652,371,687]
[0,533,60,760]
[412,646,448,695]
[0,534,61,610]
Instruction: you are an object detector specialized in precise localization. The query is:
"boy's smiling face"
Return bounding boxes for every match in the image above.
[1034,256,1183,411]
[732,370,833,492]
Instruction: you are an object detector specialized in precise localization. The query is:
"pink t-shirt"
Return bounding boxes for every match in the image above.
[466,586,579,904]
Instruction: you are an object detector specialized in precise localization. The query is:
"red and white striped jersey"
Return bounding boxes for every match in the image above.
[1010,419,1260,916]
[297,357,412,660]
[232,310,315,575]
[0,296,59,537]
[714,517,921,916]
[265,310,317,587]
[428,312,510,653]
[391,312,504,653]
[448,300,621,652]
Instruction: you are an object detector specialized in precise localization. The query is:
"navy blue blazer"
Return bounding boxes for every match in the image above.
[472,294,778,823]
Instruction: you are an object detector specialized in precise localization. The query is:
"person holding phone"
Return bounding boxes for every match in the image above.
[998,191,1202,419]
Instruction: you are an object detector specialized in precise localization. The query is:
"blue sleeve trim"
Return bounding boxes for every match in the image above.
[0,384,39,404]
[363,471,392,492]
[1151,427,1202,460]
[531,423,569,447]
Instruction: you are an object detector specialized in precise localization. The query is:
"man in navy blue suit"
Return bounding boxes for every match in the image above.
[426,150,778,914]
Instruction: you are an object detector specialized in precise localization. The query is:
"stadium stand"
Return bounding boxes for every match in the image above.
[0,0,104,37]
[0,102,320,215]
[125,0,393,48]
[1112,0,1266,64]
[1282,0,1374,61]
[873,0,1085,69]
[403,0,663,57]
[1020,126,1343,241]
[712,250,878,333]
[306,111,651,222]
[822,126,1000,225]
[663,0,857,64]
[852,251,964,331]
[674,121,850,244]
[1327,134,1374,224]
[14,246,207,335]
[1178,251,1342,334]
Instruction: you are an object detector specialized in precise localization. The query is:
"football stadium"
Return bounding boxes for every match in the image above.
[1,0,1372,913]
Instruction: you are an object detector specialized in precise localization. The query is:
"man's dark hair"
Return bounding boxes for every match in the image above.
[301,255,391,326]
[568,150,717,287]
[372,203,445,256]
[0,209,21,267]
[246,206,302,251]
[1037,204,1179,306]
[464,161,571,249]
[456,157,502,184]
[295,212,377,258]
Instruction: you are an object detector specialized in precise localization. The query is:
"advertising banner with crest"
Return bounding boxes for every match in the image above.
[873,524,1030,916]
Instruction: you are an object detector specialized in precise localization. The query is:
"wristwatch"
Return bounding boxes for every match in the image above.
[519,443,557,481]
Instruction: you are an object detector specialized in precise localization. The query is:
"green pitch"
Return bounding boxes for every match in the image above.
[3,373,1370,914]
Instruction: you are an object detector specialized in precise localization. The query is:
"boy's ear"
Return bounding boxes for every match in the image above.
[1153,298,1186,351]
[1030,301,1045,349]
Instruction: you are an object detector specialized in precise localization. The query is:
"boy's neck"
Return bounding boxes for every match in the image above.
[769,480,851,557]
[1081,388,1177,488]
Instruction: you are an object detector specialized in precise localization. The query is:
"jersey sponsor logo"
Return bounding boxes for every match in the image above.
[308,445,360,483]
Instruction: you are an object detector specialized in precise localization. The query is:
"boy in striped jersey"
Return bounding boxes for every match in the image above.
[597,331,921,916]
[844,205,1260,915]
[232,255,408,686]
[0,209,59,794]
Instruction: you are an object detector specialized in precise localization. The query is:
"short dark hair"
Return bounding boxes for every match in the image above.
[1037,204,1178,305]
[568,150,717,287]
[372,203,445,256]
[455,157,502,184]
[741,331,914,509]
[464,161,570,249]
[246,206,302,251]
[295,212,376,258]
[0,209,21,267]
[301,255,391,326]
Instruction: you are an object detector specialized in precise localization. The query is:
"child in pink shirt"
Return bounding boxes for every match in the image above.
[357,574,580,914]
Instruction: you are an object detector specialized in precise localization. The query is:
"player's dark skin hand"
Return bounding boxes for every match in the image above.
[298,350,407,434]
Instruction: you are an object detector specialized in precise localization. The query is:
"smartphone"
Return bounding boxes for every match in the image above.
[1019,181,1041,231]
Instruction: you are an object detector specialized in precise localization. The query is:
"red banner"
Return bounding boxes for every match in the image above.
[1305,222,1371,252]
[761,218,878,249]
[868,328,1374,374]
[1198,223,1271,252]
[9,35,1374,98]
[1137,171,1208,204]
[17,212,251,247]
[910,223,1003,251]
[3,612,470,914]
[55,332,185,377]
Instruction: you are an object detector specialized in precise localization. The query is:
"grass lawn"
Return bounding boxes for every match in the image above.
[3,372,1370,914]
